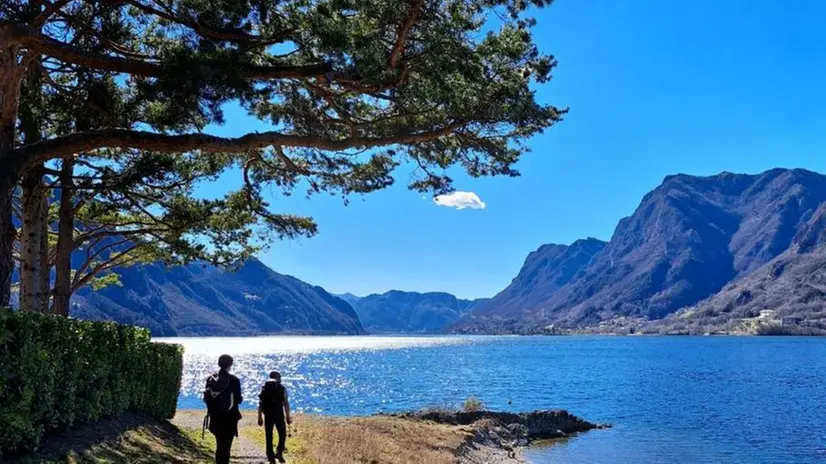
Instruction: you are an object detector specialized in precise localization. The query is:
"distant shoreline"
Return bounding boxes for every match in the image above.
[155,329,826,338]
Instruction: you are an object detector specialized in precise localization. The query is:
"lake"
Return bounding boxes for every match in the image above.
[157,335,826,463]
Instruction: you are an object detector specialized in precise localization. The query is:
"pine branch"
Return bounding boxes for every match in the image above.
[123,0,295,46]
[7,123,465,171]
[389,0,424,69]
[4,23,333,78]
[33,0,73,28]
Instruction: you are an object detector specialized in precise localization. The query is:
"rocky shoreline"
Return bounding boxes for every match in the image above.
[391,409,611,462]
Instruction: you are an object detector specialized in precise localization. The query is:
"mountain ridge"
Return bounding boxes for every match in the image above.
[71,258,364,336]
[343,290,487,333]
[454,168,826,334]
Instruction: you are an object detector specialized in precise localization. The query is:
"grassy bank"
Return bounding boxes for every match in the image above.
[174,410,476,464]
[7,412,211,464]
[10,410,489,464]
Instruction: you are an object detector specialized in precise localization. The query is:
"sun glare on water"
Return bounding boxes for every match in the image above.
[155,334,475,355]
[156,335,483,409]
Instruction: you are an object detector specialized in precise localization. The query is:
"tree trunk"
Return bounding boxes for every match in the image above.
[0,179,13,307]
[17,51,48,312]
[19,167,49,312]
[53,157,74,316]
[18,174,36,310]
[0,45,23,307]
[39,186,49,309]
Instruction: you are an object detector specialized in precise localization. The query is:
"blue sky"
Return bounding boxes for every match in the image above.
[204,0,826,299]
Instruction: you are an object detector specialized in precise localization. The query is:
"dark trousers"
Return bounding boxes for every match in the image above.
[214,432,235,464]
[265,414,287,460]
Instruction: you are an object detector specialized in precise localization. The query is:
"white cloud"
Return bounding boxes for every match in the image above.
[433,191,486,210]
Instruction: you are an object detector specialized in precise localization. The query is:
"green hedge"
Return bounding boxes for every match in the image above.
[0,307,183,454]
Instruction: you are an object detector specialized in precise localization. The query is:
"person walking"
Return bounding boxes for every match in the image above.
[203,354,243,464]
[257,371,292,463]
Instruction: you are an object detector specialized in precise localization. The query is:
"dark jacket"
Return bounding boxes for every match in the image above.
[258,379,286,417]
[205,370,243,436]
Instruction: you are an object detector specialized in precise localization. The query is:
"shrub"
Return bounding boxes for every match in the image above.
[0,307,183,454]
[463,397,485,412]
[421,403,456,415]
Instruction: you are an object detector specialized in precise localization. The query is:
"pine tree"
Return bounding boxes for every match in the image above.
[0,0,564,307]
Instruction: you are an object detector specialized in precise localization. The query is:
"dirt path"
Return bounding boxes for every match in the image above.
[172,411,272,463]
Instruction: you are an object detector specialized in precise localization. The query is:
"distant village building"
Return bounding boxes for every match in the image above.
[758,309,776,320]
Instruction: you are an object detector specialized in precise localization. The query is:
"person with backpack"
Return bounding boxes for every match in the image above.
[257,371,292,463]
[203,354,243,464]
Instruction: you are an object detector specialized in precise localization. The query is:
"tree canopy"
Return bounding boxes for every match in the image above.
[0,0,564,308]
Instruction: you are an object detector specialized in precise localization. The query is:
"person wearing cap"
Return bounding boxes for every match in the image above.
[257,371,292,463]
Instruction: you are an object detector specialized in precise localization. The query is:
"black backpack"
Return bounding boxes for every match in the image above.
[259,380,285,414]
[203,371,235,413]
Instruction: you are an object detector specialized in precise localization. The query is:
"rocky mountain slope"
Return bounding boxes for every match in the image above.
[344,290,485,333]
[455,238,605,332]
[454,169,826,333]
[663,201,826,334]
[71,259,363,336]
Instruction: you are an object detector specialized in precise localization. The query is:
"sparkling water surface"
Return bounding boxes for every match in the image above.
[157,335,826,463]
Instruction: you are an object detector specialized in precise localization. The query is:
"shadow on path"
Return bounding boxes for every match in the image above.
[7,412,213,463]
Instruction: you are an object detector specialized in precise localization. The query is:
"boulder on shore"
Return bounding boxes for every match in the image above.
[404,409,609,439]
[387,409,609,462]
